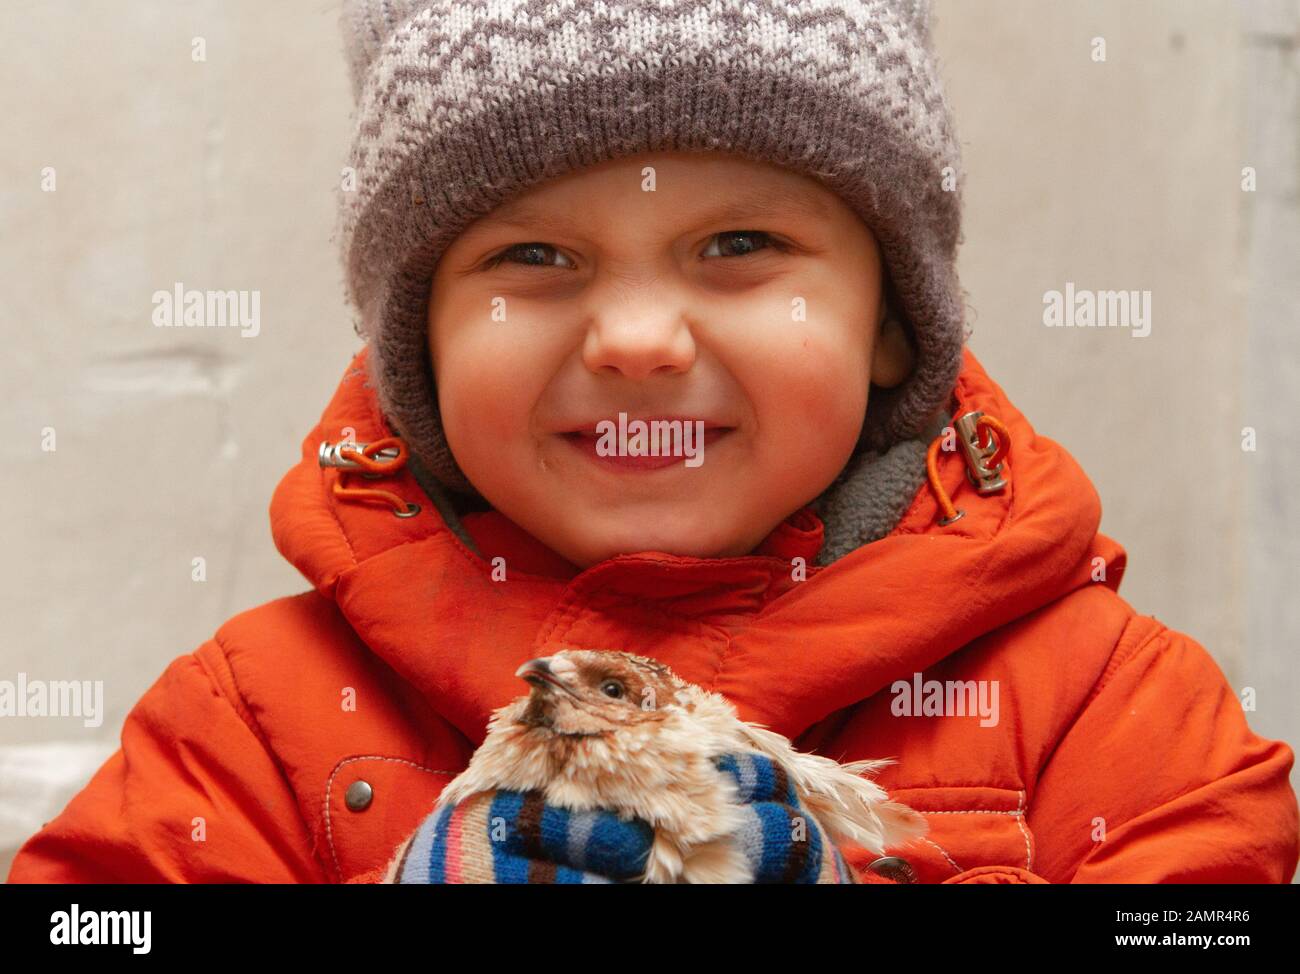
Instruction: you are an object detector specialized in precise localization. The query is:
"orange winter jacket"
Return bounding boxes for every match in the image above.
[8,345,1298,884]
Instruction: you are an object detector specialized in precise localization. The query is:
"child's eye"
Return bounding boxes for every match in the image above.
[484,242,576,269]
[702,230,787,259]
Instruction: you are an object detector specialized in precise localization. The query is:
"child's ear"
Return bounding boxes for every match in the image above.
[870,301,915,389]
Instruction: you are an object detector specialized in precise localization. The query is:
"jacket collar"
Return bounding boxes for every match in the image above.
[453,500,826,581]
[270,346,1124,747]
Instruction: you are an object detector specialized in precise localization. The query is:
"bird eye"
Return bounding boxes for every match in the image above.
[600,680,625,699]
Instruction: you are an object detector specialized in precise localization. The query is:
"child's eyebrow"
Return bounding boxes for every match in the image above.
[693,187,831,226]
[472,186,830,235]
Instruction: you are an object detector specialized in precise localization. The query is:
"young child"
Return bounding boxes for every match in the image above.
[8,0,1297,884]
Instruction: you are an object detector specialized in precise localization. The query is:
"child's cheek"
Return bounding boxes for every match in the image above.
[434,320,548,447]
[767,325,870,431]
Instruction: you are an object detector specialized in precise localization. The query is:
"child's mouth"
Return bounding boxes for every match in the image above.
[559,427,732,472]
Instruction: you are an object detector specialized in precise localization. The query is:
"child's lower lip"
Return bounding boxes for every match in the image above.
[559,429,731,472]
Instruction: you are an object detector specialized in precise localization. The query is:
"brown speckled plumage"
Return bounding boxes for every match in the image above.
[387,648,927,882]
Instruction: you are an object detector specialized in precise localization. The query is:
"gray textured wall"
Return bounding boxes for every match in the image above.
[2,0,1296,879]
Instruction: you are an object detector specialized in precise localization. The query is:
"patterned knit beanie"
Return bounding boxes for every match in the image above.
[336,0,966,507]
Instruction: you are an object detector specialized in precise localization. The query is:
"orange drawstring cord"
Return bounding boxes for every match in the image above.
[925,436,961,523]
[926,412,1012,525]
[977,414,1011,468]
[330,436,414,515]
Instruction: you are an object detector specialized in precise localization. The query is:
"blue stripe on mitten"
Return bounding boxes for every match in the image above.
[713,751,853,884]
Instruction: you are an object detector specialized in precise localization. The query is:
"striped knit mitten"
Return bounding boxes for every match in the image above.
[396,750,859,883]
[394,789,654,883]
[714,751,857,883]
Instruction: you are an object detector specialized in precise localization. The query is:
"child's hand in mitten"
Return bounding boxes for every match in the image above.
[392,788,654,883]
[713,751,857,883]
[392,754,864,884]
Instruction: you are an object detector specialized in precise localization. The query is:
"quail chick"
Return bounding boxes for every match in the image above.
[387,649,927,883]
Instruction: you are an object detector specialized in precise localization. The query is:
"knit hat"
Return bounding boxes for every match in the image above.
[335,0,966,517]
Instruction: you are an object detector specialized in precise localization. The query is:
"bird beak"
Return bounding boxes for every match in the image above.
[516,657,567,694]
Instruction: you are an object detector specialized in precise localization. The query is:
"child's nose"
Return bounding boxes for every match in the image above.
[581,306,698,381]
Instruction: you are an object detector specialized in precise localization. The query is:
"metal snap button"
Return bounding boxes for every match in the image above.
[865,855,917,883]
[345,779,374,812]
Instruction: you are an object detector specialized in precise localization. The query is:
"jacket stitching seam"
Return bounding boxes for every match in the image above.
[1015,789,1034,871]
[318,466,360,569]
[705,628,739,694]
[536,591,588,647]
[205,633,322,878]
[208,634,279,756]
[597,600,727,638]
[914,811,1031,877]
[951,866,1037,883]
[566,569,775,625]
[541,591,730,647]
[433,515,499,574]
[920,835,963,874]
[1036,620,1178,881]
[584,594,721,633]
[335,530,482,573]
[1089,618,1169,704]
[1033,614,1167,791]
[324,755,456,883]
[1076,763,1257,875]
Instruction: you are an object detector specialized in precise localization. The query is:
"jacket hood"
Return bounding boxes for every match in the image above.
[270,346,1126,748]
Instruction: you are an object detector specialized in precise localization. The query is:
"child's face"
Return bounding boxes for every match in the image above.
[426,150,913,569]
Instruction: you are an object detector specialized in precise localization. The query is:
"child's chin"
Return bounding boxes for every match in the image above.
[579,522,743,562]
